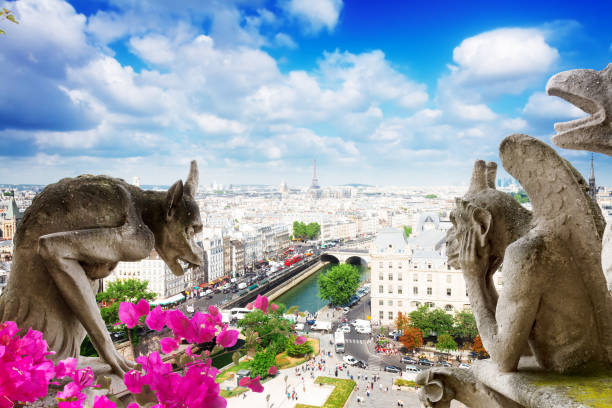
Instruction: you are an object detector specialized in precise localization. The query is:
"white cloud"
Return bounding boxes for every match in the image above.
[193,113,247,135]
[280,0,343,34]
[129,34,176,65]
[501,118,528,131]
[274,32,298,49]
[449,102,497,122]
[523,91,588,118]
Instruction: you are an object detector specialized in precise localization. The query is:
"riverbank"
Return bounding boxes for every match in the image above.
[265,261,329,301]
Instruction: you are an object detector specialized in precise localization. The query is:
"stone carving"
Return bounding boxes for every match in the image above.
[446,135,612,373]
[546,63,612,155]
[0,161,204,376]
[547,63,612,290]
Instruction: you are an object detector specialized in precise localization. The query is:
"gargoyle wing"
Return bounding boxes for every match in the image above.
[546,63,612,155]
[500,133,612,361]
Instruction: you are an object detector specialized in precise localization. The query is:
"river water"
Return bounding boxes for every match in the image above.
[273,263,369,314]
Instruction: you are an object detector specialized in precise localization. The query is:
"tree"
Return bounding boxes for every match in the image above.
[250,348,277,379]
[451,310,478,340]
[292,221,320,240]
[409,306,453,336]
[436,333,458,353]
[394,311,410,333]
[0,8,18,35]
[510,190,529,204]
[285,336,313,357]
[318,263,361,306]
[425,194,437,199]
[96,279,156,351]
[399,327,423,351]
[403,226,412,238]
[472,335,489,358]
[236,309,292,351]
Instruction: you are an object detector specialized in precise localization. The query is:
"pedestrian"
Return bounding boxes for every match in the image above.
[287,392,290,400]
[379,383,383,391]
[386,386,389,392]
[303,384,306,392]
[371,382,373,390]
[366,390,370,397]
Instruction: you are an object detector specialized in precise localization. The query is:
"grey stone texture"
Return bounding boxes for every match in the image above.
[0,161,204,377]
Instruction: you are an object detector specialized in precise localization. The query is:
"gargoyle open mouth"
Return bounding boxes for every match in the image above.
[545,64,612,155]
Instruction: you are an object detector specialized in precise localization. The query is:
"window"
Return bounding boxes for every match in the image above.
[388,262,393,269]
[447,265,451,270]
[388,273,393,280]
[379,285,383,294]
[446,275,452,283]
[379,273,384,281]
[398,286,403,295]
[388,285,393,294]
[414,265,418,269]
[388,300,393,306]
[413,274,418,282]
[447,288,452,296]
[398,272,402,281]
[388,311,393,320]
[379,300,384,306]
[413,286,418,295]
[497,277,503,286]
[379,311,384,319]
[398,300,403,307]
[426,302,435,308]
[427,274,432,282]
[398,263,402,269]
[445,304,453,312]
[428,264,432,269]
[379,262,383,268]
[427,287,432,295]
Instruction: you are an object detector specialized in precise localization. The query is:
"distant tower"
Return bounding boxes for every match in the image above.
[132,176,140,188]
[311,159,319,189]
[309,159,321,199]
[588,153,597,201]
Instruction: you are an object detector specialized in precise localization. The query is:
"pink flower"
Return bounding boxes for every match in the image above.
[55,357,77,378]
[216,329,239,348]
[208,305,219,316]
[93,395,117,408]
[166,310,195,341]
[127,404,140,408]
[56,382,86,407]
[123,370,144,394]
[267,366,277,376]
[145,306,166,332]
[160,337,180,354]
[246,302,253,310]
[135,299,150,317]
[118,302,139,328]
[239,375,264,393]
[294,336,307,345]
[270,303,278,312]
[253,295,269,314]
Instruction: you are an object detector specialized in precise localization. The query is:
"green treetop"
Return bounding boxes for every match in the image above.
[436,333,458,353]
[96,279,156,326]
[403,226,412,238]
[450,309,478,340]
[318,263,361,306]
[408,305,453,336]
[292,221,320,240]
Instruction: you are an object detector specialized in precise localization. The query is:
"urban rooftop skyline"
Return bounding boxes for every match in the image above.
[1,0,611,186]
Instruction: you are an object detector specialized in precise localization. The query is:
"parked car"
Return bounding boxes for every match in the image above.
[342,307,350,314]
[418,358,434,367]
[459,363,471,369]
[405,365,422,373]
[401,356,418,365]
[339,324,351,333]
[355,325,371,334]
[384,365,402,373]
[436,361,452,367]
[343,355,358,365]
[306,318,316,325]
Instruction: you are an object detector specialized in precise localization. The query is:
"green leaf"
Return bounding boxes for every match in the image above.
[6,14,18,24]
[0,29,5,35]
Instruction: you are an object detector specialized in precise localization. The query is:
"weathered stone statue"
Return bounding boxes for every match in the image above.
[546,63,612,290]
[418,134,612,407]
[0,161,204,376]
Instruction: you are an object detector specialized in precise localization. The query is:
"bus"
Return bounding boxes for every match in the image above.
[248,283,259,291]
[334,331,345,353]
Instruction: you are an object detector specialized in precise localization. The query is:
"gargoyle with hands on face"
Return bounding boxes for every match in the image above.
[0,161,204,376]
[446,135,612,373]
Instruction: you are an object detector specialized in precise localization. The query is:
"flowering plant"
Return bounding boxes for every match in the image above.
[0,294,303,408]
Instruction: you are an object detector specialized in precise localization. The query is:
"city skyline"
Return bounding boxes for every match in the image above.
[1,0,611,186]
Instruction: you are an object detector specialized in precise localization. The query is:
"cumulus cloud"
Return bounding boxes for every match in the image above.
[523,92,588,119]
[280,0,343,34]
[274,32,298,48]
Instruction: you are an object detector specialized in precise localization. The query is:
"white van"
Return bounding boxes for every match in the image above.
[229,307,251,321]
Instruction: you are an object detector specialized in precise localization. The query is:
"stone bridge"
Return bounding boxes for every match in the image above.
[321,248,370,267]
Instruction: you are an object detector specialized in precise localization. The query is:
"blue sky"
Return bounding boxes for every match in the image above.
[0,0,611,187]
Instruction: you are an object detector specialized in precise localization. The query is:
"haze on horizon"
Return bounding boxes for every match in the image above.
[0,0,611,187]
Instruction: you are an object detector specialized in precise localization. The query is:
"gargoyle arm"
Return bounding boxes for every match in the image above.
[466,240,542,372]
[38,209,154,375]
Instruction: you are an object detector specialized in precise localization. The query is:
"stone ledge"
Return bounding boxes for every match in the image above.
[472,358,612,408]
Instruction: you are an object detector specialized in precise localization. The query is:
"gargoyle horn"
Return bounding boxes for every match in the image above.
[184,160,199,197]
[468,160,487,193]
[486,162,497,189]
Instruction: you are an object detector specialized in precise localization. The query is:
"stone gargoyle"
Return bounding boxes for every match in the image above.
[547,63,612,291]
[445,135,612,374]
[0,161,204,376]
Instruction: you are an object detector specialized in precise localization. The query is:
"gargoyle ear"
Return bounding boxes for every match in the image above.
[184,160,198,197]
[166,180,184,220]
[471,207,492,247]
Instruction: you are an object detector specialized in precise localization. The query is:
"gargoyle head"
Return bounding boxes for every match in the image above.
[546,63,612,155]
[155,160,204,276]
[447,161,531,273]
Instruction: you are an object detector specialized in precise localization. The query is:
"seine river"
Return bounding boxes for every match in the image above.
[273,263,369,314]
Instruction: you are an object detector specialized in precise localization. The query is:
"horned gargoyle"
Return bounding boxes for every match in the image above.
[546,63,612,155]
[445,135,612,373]
[0,161,203,376]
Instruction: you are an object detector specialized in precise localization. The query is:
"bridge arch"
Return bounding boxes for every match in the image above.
[345,256,368,268]
[321,253,340,264]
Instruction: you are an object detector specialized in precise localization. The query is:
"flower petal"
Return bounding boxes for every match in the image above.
[216,329,239,348]
[145,306,166,332]
[93,395,116,408]
[160,337,180,354]
[267,366,277,376]
[135,299,150,317]
[118,302,139,328]
[294,336,307,345]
